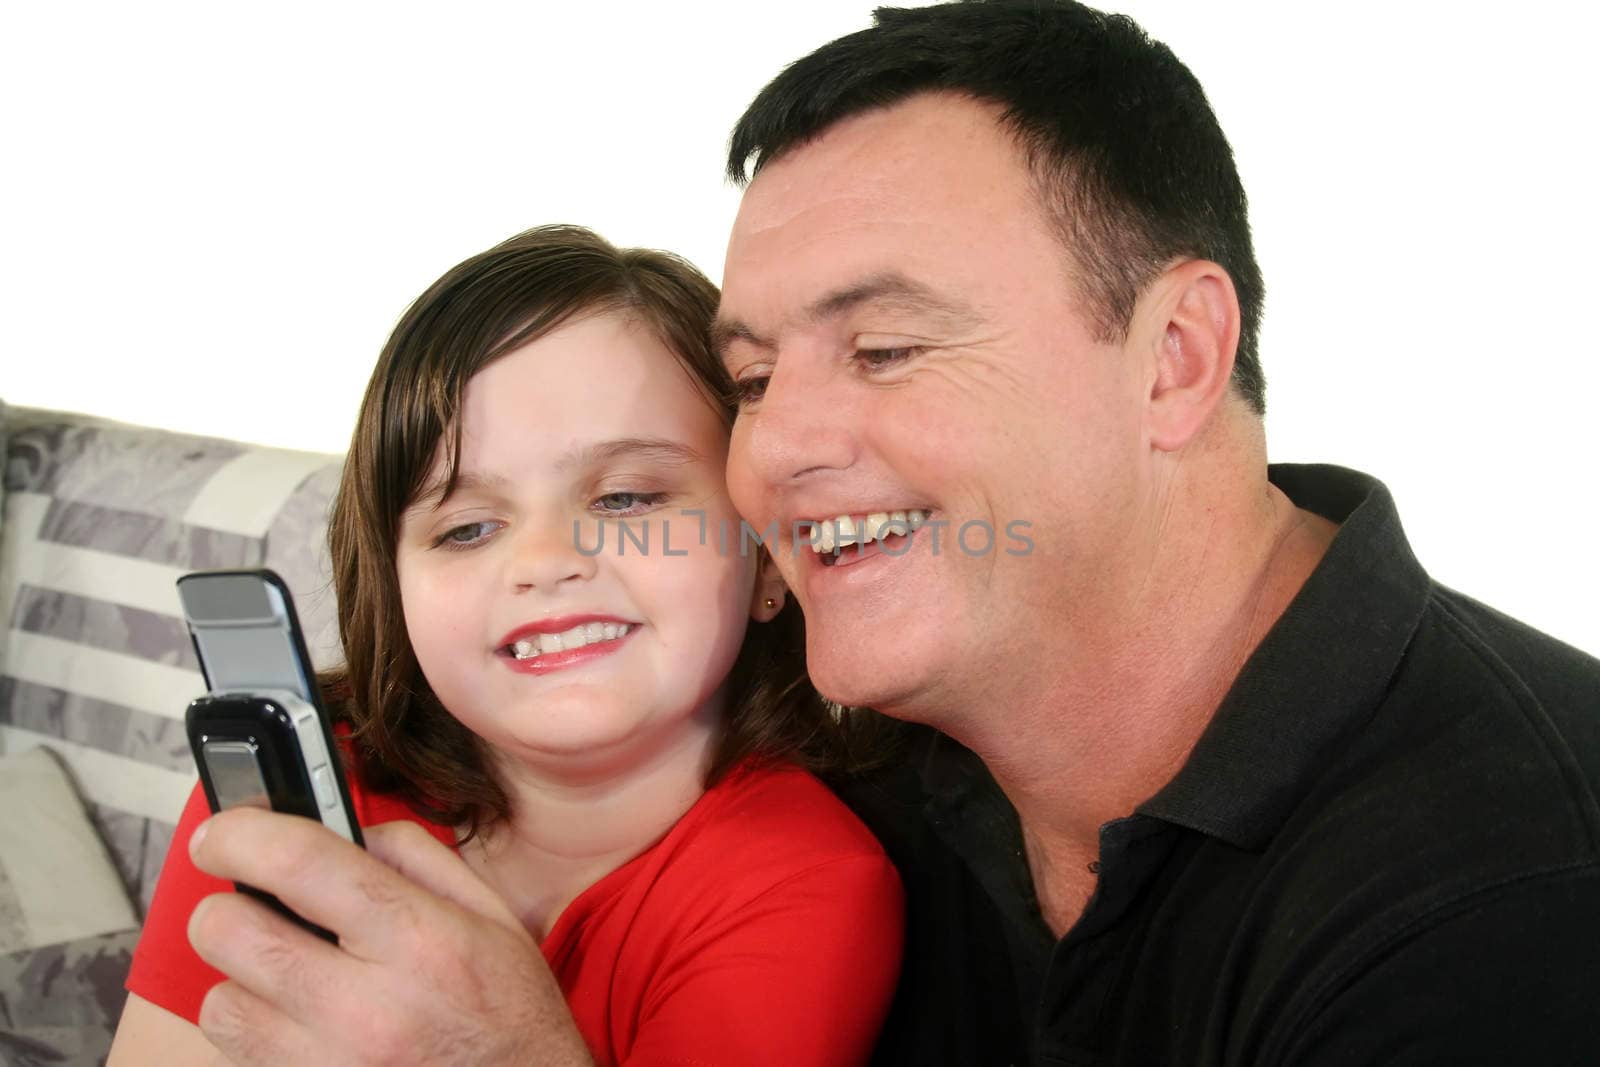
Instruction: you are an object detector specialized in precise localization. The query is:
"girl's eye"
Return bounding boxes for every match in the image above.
[593,491,668,515]
[434,521,498,549]
[857,346,918,369]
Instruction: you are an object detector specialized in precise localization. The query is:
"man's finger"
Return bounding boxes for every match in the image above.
[191,807,446,962]
[188,811,582,1066]
[190,807,528,966]
[362,820,521,930]
[188,888,357,1023]
[198,976,321,1067]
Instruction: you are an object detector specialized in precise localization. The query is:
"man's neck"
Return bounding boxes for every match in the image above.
[930,463,1337,937]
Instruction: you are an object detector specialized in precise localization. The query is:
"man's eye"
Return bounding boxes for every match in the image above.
[857,347,918,369]
[593,492,668,515]
[435,521,498,549]
[732,375,769,404]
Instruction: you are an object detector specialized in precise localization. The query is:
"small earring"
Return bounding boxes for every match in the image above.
[764,597,778,610]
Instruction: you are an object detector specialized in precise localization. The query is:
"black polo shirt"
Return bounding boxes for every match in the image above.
[836,464,1600,1066]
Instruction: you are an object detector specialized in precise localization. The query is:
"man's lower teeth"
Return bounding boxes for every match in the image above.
[823,535,908,565]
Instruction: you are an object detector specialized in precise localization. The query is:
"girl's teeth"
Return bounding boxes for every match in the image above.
[512,623,632,659]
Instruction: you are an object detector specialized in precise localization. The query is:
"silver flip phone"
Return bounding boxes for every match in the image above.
[178,569,362,937]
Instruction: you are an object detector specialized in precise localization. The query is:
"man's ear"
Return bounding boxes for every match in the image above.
[749,550,788,623]
[1138,259,1241,452]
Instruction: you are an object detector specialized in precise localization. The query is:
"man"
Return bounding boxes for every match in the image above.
[711,3,1600,1062]
[167,2,1600,1063]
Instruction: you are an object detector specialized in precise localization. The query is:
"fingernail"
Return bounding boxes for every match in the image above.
[188,895,214,952]
[189,817,210,857]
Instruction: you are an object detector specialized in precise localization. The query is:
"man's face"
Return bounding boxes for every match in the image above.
[717,93,1152,720]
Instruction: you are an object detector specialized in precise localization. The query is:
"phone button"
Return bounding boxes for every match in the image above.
[311,764,339,811]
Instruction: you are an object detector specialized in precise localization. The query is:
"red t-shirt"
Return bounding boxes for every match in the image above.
[127,761,903,1065]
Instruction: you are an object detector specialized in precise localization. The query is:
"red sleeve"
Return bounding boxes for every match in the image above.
[626,852,904,1067]
[124,781,231,1024]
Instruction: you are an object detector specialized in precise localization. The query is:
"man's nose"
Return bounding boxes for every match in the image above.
[506,515,600,592]
[736,352,861,485]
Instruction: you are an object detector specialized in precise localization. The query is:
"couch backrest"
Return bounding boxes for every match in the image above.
[0,408,343,914]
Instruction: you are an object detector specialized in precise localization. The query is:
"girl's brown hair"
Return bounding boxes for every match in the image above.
[322,224,873,835]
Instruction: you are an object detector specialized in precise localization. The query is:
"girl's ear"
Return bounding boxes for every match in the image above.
[749,550,788,623]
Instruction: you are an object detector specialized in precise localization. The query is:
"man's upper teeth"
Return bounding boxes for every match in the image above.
[511,622,629,659]
[811,509,928,553]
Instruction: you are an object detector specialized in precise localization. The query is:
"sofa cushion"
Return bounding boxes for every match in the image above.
[0,928,141,1067]
[0,398,8,596]
[0,747,137,952]
[0,743,140,1066]
[0,409,342,913]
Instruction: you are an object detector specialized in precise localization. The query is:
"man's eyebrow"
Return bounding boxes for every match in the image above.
[710,315,770,360]
[712,271,978,359]
[804,271,978,327]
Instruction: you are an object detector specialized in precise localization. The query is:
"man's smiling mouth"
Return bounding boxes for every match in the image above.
[805,509,931,567]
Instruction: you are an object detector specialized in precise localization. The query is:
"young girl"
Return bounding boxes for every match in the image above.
[111,225,903,1064]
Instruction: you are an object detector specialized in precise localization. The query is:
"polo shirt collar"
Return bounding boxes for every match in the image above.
[1135,463,1432,850]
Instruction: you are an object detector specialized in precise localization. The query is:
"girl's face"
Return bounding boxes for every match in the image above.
[395,312,767,780]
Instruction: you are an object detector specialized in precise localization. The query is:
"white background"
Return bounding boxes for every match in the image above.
[4,1,1597,655]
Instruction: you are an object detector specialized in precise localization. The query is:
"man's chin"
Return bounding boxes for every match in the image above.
[810,645,929,719]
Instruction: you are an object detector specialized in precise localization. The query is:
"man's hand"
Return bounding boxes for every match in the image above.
[186,808,592,1066]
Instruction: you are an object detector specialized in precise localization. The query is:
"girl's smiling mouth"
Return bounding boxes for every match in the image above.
[497,615,638,674]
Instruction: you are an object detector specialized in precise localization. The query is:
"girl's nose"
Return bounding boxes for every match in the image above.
[506,517,601,591]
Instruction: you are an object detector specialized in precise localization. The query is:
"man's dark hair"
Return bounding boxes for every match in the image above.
[727,0,1267,413]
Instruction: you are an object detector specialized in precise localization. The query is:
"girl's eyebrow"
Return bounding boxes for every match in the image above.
[555,437,703,472]
[406,438,702,516]
[406,470,510,514]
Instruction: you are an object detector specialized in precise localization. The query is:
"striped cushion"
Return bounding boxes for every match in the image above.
[0,409,342,914]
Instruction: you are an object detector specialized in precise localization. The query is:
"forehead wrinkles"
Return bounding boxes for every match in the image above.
[743,96,1032,223]
[723,194,1051,362]
[726,177,884,313]
[727,98,1048,284]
